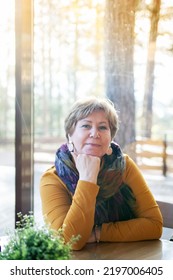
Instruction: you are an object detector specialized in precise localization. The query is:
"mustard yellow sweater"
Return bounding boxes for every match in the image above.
[40,155,163,250]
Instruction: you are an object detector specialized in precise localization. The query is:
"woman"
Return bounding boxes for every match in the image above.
[40,96,163,250]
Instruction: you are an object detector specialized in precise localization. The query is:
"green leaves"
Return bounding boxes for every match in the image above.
[0,212,78,260]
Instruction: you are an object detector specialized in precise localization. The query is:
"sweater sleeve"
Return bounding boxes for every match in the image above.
[40,166,99,250]
[100,155,163,242]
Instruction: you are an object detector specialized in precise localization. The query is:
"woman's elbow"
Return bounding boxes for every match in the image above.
[152,219,163,239]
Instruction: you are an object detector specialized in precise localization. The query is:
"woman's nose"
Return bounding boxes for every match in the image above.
[89,128,100,138]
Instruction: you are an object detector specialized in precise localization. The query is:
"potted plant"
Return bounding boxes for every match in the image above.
[0,212,78,260]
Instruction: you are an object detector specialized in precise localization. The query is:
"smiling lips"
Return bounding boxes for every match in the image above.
[85,143,101,147]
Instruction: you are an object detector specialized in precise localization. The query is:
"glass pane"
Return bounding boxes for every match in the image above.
[0,0,15,235]
[33,0,173,229]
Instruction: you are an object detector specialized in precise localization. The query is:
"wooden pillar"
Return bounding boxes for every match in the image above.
[15,0,34,223]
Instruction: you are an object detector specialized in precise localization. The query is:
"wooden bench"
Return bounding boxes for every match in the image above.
[135,139,167,176]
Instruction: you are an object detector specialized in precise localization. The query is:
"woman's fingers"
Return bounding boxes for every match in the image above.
[71,153,100,184]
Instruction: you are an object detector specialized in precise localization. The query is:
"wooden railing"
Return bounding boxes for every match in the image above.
[34,137,173,176]
[1,137,173,176]
[135,139,173,176]
[33,137,173,176]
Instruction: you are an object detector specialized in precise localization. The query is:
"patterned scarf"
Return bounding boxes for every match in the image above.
[55,142,136,226]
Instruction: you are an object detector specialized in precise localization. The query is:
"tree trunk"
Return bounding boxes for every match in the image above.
[104,0,136,155]
[142,0,161,138]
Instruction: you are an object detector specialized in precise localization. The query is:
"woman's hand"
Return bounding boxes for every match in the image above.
[71,153,100,184]
[87,229,96,243]
[87,226,101,243]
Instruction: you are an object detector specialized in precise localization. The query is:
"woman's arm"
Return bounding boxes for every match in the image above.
[40,166,99,250]
[100,155,163,242]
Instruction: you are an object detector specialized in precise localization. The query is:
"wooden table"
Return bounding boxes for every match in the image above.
[1,235,173,260]
[72,239,173,260]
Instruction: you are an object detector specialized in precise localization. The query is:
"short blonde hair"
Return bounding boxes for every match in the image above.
[64,96,119,140]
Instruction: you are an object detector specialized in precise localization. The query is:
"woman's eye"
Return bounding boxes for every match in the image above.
[81,124,91,129]
[99,126,108,130]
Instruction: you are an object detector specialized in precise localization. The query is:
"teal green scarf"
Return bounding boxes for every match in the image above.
[55,142,136,226]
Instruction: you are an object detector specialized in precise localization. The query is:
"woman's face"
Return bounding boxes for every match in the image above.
[69,110,111,158]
